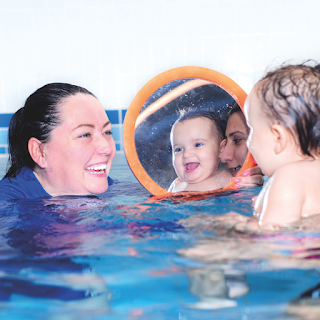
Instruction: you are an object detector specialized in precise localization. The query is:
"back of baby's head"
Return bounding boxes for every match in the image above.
[173,108,224,142]
[259,62,320,157]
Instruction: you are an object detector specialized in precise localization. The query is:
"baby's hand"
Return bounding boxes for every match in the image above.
[232,165,264,188]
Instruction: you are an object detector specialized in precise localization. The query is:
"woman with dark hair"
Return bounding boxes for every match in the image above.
[220,104,263,187]
[0,83,116,200]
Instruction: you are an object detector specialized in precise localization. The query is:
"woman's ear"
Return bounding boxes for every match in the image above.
[219,138,226,157]
[28,138,47,168]
[271,124,290,155]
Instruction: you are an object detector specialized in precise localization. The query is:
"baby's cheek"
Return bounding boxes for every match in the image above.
[173,156,180,173]
[246,132,253,150]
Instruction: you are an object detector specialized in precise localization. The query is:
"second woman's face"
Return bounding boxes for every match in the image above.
[39,93,116,196]
[220,111,249,177]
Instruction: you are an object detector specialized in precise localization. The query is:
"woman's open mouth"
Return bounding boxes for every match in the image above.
[85,164,107,175]
[229,165,241,177]
[184,162,199,173]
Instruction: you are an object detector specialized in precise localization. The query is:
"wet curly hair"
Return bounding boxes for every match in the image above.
[258,62,320,158]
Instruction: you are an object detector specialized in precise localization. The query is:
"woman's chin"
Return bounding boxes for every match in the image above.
[85,183,109,195]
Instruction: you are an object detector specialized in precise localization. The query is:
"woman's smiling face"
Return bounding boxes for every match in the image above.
[220,111,249,177]
[36,93,116,196]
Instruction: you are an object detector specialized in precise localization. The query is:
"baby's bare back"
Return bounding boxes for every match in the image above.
[296,159,320,218]
[258,159,320,226]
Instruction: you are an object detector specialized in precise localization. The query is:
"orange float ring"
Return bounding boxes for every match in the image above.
[123,66,255,199]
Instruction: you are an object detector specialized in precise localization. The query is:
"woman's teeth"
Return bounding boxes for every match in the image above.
[86,164,107,174]
[231,165,241,173]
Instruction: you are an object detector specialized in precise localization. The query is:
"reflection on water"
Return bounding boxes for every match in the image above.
[186,267,249,310]
[0,154,319,319]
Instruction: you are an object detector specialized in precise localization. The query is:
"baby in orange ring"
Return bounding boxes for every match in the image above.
[168,109,232,192]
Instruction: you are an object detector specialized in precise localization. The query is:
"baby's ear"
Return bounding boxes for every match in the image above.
[28,138,47,168]
[272,124,290,155]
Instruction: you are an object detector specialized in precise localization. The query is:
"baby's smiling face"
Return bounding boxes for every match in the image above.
[171,117,222,185]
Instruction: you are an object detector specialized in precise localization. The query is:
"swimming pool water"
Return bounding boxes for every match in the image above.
[0,153,319,320]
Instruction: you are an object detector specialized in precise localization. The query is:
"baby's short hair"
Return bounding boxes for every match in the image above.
[258,63,320,157]
[174,108,224,142]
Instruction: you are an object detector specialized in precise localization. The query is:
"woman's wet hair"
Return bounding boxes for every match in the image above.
[5,83,95,178]
[258,62,320,158]
[227,103,242,117]
[174,108,224,142]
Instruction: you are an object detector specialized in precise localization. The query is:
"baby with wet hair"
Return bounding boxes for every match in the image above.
[243,63,320,227]
[168,108,232,192]
[179,63,320,234]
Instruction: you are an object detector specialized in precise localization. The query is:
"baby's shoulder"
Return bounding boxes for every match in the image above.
[168,178,187,192]
[216,169,232,180]
[272,160,320,194]
[276,159,320,178]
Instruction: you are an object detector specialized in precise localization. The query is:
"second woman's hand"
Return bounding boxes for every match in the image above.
[232,165,264,188]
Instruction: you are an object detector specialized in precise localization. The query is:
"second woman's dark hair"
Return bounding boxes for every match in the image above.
[227,103,241,117]
[5,83,95,178]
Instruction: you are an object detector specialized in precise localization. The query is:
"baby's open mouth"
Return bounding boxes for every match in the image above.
[229,165,241,177]
[185,162,199,173]
[85,164,107,175]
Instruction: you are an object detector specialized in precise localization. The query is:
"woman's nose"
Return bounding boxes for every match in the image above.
[220,142,234,162]
[97,135,115,155]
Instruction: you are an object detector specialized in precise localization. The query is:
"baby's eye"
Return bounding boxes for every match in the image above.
[103,130,113,136]
[195,142,203,147]
[174,147,182,153]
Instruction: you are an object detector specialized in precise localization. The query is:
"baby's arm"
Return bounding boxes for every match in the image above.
[258,166,304,226]
[168,178,177,192]
[168,178,186,192]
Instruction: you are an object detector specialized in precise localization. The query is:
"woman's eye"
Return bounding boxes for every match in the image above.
[104,130,113,136]
[234,138,242,145]
[79,133,91,138]
[195,142,203,147]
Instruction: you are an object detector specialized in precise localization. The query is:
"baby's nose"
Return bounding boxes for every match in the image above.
[183,148,194,158]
